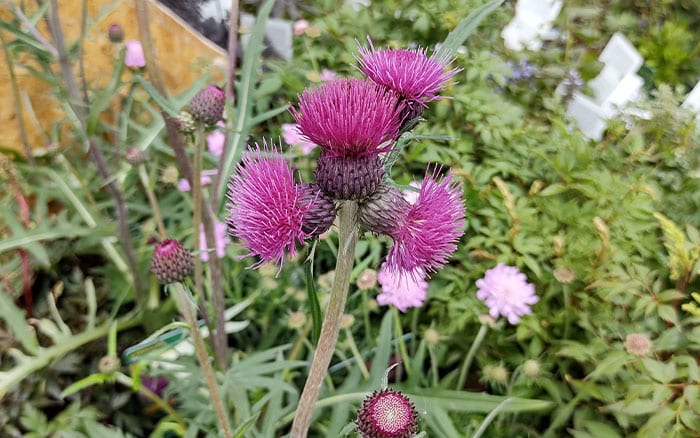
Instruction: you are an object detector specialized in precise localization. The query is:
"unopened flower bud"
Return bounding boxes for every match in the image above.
[483,364,508,384]
[340,314,355,329]
[355,389,419,438]
[523,359,541,378]
[176,111,197,134]
[357,269,378,290]
[300,183,337,237]
[315,153,384,200]
[150,239,194,284]
[423,328,440,345]
[189,85,225,125]
[624,333,652,356]
[287,311,306,329]
[108,23,124,43]
[125,147,147,166]
[358,184,411,234]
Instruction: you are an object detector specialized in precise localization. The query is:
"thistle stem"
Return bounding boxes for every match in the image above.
[456,324,488,390]
[171,282,232,438]
[137,164,166,240]
[291,201,359,437]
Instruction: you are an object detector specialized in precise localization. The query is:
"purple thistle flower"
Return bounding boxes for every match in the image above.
[386,167,465,274]
[291,78,404,158]
[355,389,419,438]
[377,263,428,312]
[356,37,460,106]
[226,141,310,268]
[476,263,539,324]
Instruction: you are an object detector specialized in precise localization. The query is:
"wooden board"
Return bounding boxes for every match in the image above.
[0,0,227,156]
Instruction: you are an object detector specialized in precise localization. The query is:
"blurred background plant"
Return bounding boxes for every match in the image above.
[0,0,699,436]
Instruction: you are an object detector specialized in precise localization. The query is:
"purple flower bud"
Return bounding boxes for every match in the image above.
[355,389,419,438]
[150,239,194,284]
[189,85,225,126]
[315,153,385,200]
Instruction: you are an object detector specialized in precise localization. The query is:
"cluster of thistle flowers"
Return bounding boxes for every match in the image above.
[226,38,466,311]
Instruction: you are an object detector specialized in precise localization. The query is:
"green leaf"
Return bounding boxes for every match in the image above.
[436,0,506,59]
[0,291,39,354]
[133,76,179,117]
[305,243,322,345]
[403,388,554,413]
[642,358,677,383]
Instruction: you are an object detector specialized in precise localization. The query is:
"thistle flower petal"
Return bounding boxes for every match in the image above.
[356,37,460,105]
[386,167,465,274]
[226,141,309,267]
[292,78,404,157]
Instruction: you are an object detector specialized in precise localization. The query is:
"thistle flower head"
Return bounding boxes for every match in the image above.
[356,389,419,438]
[358,184,412,235]
[150,239,194,284]
[377,263,428,312]
[189,85,225,125]
[386,168,465,274]
[226,141,309,268]
[357,37,459,106]
[476,264,539,324]
[108,23,124,43]
[292,78,404,158]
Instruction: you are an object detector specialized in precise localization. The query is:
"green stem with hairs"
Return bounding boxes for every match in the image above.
[171,282,232,438]
[291,201,359,437]
[137,164,166,240]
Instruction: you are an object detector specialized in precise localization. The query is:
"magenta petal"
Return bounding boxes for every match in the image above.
[386,167,465,274]
[226,140,310,267]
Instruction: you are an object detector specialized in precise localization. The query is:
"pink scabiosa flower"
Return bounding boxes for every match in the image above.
[199,220,230,262]
[226,141,310,267]
[124,40,146,68]
[356,37,459,106]
[386,167,465,275]
[292,78,403,158]
[377,263,428,312]
[355,389,419,438]
[207,122,226,156]
[281,123,317,155]
[476,263,539,324]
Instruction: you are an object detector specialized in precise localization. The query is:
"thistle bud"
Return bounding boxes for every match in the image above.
[108,23,124,43]
[315,153,384,200]
[150,239,194,284]
[357,184,411,235]
[355,389,419,438]
[189,85,225,125]
[125,147,147,166]
[300,183,337,237]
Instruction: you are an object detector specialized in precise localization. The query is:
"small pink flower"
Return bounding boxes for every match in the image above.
[207,122,226,156]
[320,68,338,82]
[292,78,404,158]
[177,171,216,192]
[226,140,311,268]
[281,123,317,154]
[125,40,146,68]
[476,264,539,324]
[377,263,428,312]
[386,167,465,274]
[199,221,230,261]
[356,37,459,105]
[293,19,309,36]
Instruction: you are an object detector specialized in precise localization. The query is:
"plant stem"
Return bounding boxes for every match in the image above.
[456,324,488,390]
[137,164,166,240]
[171,282,232,438]
[115,372,187,429]
[291,201,359,437]
[472,397,513,438]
